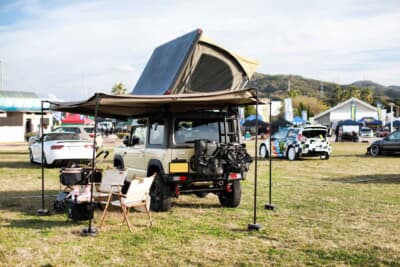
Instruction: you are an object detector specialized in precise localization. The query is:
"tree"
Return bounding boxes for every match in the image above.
[111,82,127,95]
[244,105,256,117]
[360,87,374,104]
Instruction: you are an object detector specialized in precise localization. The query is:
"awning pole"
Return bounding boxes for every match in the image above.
[81,94,99,237]
[248,88,261,231]
[37,100,49,216]
[265,95,276,210]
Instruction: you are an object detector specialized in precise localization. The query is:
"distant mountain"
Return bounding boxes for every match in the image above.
[249,73,400,108]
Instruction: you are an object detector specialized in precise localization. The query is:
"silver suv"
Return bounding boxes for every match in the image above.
[113,110,252,211]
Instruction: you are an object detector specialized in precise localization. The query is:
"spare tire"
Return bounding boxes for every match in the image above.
[218,181,241,208]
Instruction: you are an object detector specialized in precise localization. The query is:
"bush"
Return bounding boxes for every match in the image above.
[24,132,37,142]
[116,132,129,139]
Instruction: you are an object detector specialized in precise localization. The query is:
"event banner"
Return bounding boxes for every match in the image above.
[301,110,308,121]
[377,103,382,120]
[284,98,293,122]
[350,100,356,120]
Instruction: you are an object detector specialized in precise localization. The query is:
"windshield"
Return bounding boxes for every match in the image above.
[174,118,221,144]
[54,127,80,134]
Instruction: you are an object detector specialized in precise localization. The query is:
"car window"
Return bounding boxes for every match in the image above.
[303,129,327,138]
[149,121,165,145]
[132,125,147,145]
[55,127,80,134]
[174,119,220,144]
[84,127,95,133]
[44,133,80,141]
[388,131,400,140]
[273,129,289,139]
[287,129,298,138]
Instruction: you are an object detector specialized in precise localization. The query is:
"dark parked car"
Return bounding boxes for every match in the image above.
[375,128,390,137]
[367,130,400,156]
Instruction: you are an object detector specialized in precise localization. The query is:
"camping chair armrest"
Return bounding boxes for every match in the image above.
[112,192,127,198]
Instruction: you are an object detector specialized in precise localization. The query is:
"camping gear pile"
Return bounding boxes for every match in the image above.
[53,151,109,220]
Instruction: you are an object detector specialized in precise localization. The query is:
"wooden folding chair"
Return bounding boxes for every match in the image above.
[92,169,128,203]
[98,174,155,232]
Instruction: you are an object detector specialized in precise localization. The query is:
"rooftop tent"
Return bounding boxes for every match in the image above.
[132,29,259,95]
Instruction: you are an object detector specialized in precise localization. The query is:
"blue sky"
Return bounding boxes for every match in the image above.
[0,0,399,100]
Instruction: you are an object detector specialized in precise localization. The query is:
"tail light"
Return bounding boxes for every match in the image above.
[229,173,242,180]
[297,134,305,142]
[84,144,94,149]
[89,133,95,138]
[173,175,187,182]
[51,145,64,150]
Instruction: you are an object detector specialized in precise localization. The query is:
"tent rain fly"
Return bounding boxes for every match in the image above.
[49,88,262,119]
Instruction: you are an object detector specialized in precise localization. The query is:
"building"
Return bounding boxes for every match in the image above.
[311,97,386,126]
[0,90,53,142]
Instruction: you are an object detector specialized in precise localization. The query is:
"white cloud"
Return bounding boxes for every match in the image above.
[0,0,399,100]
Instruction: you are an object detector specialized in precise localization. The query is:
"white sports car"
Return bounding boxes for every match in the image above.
[29,132,94,166]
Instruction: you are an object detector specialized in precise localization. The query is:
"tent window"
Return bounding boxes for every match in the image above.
[190,54,233,92]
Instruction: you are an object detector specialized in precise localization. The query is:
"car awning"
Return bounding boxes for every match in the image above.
[132,29,259,95]
[49,88,263,119]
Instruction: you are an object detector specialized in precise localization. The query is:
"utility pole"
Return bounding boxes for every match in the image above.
[320,82,324,99]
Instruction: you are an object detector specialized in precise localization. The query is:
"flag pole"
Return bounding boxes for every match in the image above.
[265,95,276,210]
[37,100,50,216]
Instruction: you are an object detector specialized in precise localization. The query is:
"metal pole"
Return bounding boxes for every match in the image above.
[248,88,261,231]
[82,94,99,236]
[37,100,49,216]
[265,95,276,210]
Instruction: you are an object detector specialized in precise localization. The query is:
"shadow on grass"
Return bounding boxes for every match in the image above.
[0,189,60,215]
[0,150,28,155]
[324,174,400,184]
[172,202,221,209]
[4,218,70,229]
[0,161,40,169]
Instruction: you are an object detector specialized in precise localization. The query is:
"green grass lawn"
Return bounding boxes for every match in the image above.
[0,142,399,266]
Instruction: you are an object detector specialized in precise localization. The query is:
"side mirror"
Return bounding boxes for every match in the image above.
[122,135,130,146]
[131,136,140,146]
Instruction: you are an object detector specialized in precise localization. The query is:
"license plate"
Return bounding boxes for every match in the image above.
[169,162,188,173]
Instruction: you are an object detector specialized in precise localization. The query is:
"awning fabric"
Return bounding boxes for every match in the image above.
[49,88,262,119]
[132,29,259,95]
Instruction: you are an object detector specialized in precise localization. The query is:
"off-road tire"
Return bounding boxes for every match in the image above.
[320,153,330,160]
[29,149,34,163]
[218,180,241,208]
[370,145,380,157]
[195,192,208,198]
[259,144,268,158]
[150,174,172,212]
[287,147,297,161]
